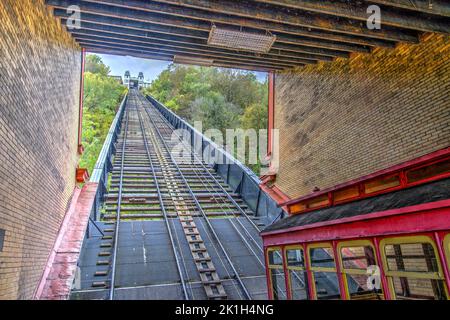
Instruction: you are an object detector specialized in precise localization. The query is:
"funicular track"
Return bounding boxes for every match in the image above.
[71,90,269,300]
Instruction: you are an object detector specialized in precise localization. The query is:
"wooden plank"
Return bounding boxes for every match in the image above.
[85,46,285,71]
[49,2,374,53]
[370,0,450,17]
[61,18,351,57]
[71,32,323,65]
[71,27,336,61]
[80,0,401,47]
[79,40,295,68]
[146,0,419,42]
[255,0,450,33]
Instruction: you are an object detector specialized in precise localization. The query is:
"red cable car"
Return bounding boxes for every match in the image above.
[261,148,450,300]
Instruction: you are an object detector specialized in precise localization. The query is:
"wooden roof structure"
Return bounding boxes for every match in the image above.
[46,0,450,72]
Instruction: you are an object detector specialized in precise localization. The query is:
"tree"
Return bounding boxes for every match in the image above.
[85,54,111,76]
[79,68,127,174]
[191,93,240,134]
[142,64,269,174]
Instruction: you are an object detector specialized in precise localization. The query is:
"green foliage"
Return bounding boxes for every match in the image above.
[85,54,111,76]
[143,64,268,131]
[143,64,268,174]
[79,55,127,174]
[191,93,240,134]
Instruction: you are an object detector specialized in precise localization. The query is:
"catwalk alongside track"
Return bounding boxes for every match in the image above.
[71,90,268,300]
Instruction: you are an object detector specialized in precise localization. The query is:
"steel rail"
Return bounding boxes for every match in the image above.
[140,95,252,300]
[148,96,263,232]
[155,103,303,293]
[139,94,262,254]
[142,94,300,293]
[134,93,190,300]
[144,96,264,253]
[141,99,227,299]
[109,105,130,300]
[168,151,266,268]
[153,103,303,294]
[172,153,265,266]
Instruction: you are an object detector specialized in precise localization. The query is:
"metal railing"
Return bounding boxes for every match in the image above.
[146,95,287,226]
[89,93,128,221]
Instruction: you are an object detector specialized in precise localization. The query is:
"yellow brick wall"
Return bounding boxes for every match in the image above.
[0,0,81,299]
[274,33,450,199]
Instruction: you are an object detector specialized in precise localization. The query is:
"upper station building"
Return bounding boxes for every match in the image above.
[0,0,449,300]
[123,71,150,89]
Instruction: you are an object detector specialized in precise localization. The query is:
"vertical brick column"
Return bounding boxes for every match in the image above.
[0,0,82,299]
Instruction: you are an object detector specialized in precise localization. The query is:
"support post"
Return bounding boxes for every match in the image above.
[78,48,86,155]
[267,72,275,158]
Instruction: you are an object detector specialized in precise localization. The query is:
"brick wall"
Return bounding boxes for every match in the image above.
[0,0,81,299]
[274,33,450,199]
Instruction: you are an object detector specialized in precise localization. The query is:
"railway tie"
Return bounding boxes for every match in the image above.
[86,89,266,300]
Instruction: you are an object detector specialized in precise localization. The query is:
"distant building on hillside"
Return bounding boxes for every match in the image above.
[123,71,151,89]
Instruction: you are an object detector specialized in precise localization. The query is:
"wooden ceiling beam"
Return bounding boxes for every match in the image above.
[78,41,293,69]
[61,16,349,58]
[79,0,398,48]
[72,34,314,66]
[69,29,330,64]
[254,0,449,33]
[51,6,371,53]
[60,18,349,58]
[369,0,450,17]
[146,0,418,42]
[88,47,280,72]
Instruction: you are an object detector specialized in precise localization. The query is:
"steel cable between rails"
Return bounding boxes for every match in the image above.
[138,94,252,300]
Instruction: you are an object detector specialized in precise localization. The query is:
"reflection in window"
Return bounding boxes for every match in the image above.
[267,248,287,300]
[309,245,341,300]
[268,249,283,266]
[313,272,341,300]
[383,240,447,300]
[286,248,304,268]
[340,245,383,300]
[310,247,336,268]
[270,269,287,300]
[286,248,309,300]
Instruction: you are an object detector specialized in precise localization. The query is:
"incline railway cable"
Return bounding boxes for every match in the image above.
[139,99,230,300]
[139,96,253,300]
[141,95,277,290]
[154,100,303,294]
[138,94,262,255]
[156,101,303,294]
[141,95,264,257]
[148,94,263,234]
[134,94,190,300]
[109,106,130,300]
[138,95,251,299]
[139,93,296,296]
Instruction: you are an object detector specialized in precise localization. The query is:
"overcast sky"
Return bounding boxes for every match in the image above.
[95,53,268,83]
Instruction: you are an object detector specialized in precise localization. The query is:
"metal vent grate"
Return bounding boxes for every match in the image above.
[173,55,214,66]
[208,26,276,53]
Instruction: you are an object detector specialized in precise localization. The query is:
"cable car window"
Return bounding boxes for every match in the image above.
[444,234,450,277]
[310,247,336,268]
[268,249,283,266]
[339,243,383,300]
[381,237,448,300]
[308,244,341,300]
[267,248,287,300]
[286,248,305,268]
[285,247,309,300]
